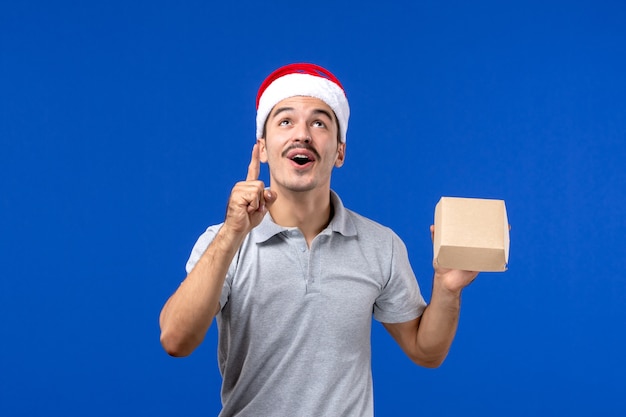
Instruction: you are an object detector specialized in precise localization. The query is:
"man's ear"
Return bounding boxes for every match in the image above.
[335,143,346,168]
[257,138,268,163]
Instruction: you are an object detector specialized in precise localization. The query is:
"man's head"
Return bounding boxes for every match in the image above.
[256,63,350,143]
[255,63,349,194]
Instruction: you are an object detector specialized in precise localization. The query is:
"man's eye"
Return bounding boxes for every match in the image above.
[279,120,291,126]
[313,121,326,128]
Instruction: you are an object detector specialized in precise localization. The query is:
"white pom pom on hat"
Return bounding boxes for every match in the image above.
[256,63,350,143]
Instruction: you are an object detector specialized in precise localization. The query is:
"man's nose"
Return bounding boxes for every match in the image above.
[293,124,311,143]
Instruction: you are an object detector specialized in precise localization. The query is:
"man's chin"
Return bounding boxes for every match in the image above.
[286,184,317,193]
[273,181,318,194]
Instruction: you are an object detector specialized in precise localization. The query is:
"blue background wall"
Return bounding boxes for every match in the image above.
[2,1,625,415]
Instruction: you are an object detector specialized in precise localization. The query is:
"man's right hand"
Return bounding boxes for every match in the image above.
[223,143,277,235]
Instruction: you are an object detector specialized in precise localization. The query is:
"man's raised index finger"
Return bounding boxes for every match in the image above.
[246,143,261,181]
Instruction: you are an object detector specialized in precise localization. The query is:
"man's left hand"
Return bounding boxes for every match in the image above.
[430,225,479,294]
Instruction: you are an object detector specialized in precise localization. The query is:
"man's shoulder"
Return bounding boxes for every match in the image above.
[331,191,400,240]
[342,206,401,241]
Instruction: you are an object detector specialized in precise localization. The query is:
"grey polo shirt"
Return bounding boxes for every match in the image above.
[186,191,427,417]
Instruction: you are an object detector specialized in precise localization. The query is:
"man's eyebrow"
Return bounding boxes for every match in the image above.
[312,108,334,121]
[269,107,294,119]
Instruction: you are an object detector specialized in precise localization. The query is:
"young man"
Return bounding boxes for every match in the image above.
[159,63,478,416]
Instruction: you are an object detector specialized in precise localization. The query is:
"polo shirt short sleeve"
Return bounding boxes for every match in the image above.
[185,191,427,417]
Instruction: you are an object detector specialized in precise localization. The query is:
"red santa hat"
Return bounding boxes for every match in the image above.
[256,63,350,143]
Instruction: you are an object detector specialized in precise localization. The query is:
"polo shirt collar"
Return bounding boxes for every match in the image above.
[328,190,357,237]
[251,190,357,244]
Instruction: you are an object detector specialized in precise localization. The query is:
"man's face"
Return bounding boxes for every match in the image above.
[259,96,345,194]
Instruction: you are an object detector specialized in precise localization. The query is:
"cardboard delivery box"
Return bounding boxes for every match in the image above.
[434,197,509,272]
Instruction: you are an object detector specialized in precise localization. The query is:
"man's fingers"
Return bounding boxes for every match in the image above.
[246,196,261,213]
[246,189,276,215]
[246,143,261,181]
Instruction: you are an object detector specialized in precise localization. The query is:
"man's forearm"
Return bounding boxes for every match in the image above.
[159,226,245,357]
[414,275,462,367]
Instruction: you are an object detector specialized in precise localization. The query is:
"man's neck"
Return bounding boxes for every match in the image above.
[268,187,332,246]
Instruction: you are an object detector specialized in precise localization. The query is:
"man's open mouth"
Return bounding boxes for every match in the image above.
[284,146,318,166]
[291,154,313,165]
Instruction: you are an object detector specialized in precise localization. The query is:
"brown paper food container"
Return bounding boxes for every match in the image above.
[434,197,510,272]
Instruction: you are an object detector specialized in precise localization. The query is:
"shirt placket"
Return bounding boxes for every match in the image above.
[287,229,320,295]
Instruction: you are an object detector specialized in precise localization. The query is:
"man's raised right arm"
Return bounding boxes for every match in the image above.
[159,143,275,357]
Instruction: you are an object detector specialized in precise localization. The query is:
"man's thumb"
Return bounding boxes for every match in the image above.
[264,189,277,209]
